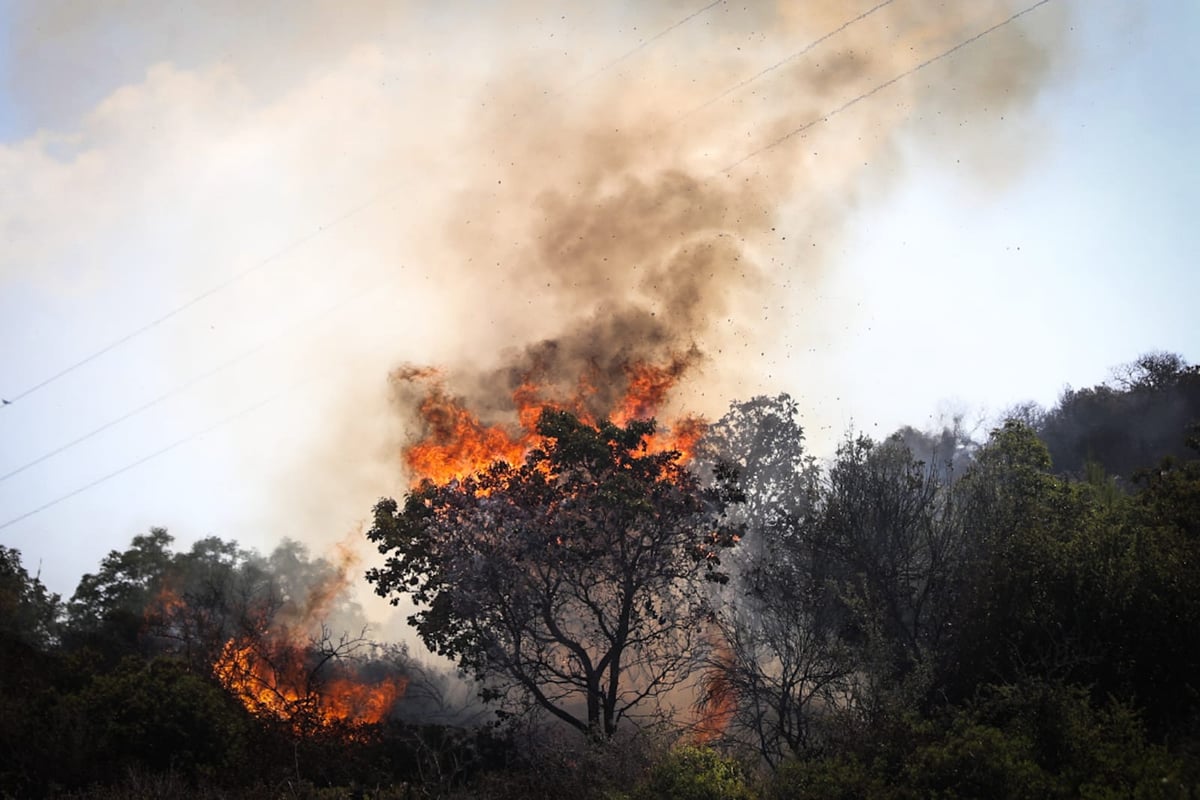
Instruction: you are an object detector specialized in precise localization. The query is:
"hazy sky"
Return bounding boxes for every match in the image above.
[1,0,1197,615]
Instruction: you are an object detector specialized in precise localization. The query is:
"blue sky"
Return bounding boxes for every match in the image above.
[1,1,1197,615]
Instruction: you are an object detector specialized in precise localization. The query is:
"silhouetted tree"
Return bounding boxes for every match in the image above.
[699,396,850,763]
[810,434,964,694]
[1038,352,1200,479]
[0,545,61,650]
[367,410,743,738]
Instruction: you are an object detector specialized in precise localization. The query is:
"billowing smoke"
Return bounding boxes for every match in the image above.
[0,0,1070,613]
[386,0,1068,460]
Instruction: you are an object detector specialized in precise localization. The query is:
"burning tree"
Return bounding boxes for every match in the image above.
[129,534,409,735]
[367,409,743,739]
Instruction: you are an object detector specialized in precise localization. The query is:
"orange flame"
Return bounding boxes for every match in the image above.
[213,638,406,729]
[143,580,185,629]
[399,356,706,485]
[694,633,736,744]
[207,537,408,731]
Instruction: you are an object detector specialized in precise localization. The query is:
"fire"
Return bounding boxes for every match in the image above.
[207,537,408,731]
[213,637,406,730]
[138,536,408,733]
[404,383,535,486]
[399,356,707,484]
[694,634,736,744]
[143,581,185,628]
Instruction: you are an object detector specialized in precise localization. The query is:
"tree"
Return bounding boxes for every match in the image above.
[697,394,819,550]
[366,410,743,738]
[810,434,964,691]
[1038,352,1200,479]
[65,528,176,659]
[0,546,61,650]
[697,396,851,763]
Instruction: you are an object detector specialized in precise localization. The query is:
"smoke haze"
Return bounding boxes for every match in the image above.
[382,0,1067,457]
[0,1,1070,611]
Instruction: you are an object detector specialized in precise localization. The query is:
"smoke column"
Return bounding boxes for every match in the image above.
[382,0,1067,457]
[0,0,1068,612]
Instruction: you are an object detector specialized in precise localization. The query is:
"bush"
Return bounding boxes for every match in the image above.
[767,755,893,800]
[626,746,755,800]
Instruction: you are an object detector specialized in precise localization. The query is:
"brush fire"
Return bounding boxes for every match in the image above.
[388,348,738,742]
[143,542,409,734]
[213,636,406,730]
[396,355,708,486]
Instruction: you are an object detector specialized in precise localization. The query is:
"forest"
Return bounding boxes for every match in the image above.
[2,352,1199,799]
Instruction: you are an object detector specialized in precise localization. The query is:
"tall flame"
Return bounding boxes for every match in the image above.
[398,356,707,485]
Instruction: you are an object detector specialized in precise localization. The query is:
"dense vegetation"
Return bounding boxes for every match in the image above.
[2,353,1198,798]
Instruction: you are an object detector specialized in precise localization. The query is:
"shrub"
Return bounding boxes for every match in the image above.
[627,746,755,800]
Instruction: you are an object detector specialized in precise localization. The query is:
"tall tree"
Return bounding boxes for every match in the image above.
[367,410,743,738]
[698,396,850,763]
[811,434,964,688]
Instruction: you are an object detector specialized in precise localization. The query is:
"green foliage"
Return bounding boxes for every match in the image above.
[65,528,177,660]
[767,682,1194,800]
[625,746,756,800]
[1039,352,1200,479]
[767,755,890,800]
[72,656,252,784]
[6,356,1200,797]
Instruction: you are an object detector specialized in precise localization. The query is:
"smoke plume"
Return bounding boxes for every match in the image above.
[0,0,1070,608]
[385,0,1068,462]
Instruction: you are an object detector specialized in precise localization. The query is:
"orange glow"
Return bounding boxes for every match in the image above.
[146,581,185,621]
[400,356,705,485]
[694,634,736,744]
[213,638,407,729]
[404,384,533,486]
[611,361,684,426]
[206,537,407,731]
[139,536,407,734]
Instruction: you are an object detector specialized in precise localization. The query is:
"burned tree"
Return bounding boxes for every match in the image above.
[367,410,742,738]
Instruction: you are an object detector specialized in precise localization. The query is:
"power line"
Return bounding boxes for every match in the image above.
[0,1,1056,529]
[0,274,395,485]
[1,190,393,408]
[0,2,730,527]
[558,0,727,95]
[670,0,897,128]
[0,381,303,532]
[719,0,1054,175]
[0,0,727,410]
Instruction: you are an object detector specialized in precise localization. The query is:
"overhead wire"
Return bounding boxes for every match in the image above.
[0,0,731,528]
[669,0,898,128]
[557,0,727,96]
[0,0,1057,529]
[0,0,729,411]
[1,191,396,407]
[719,0,1054,175]
[0,272,398,485]
[0,0,892,491]
[0,383,303,532]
